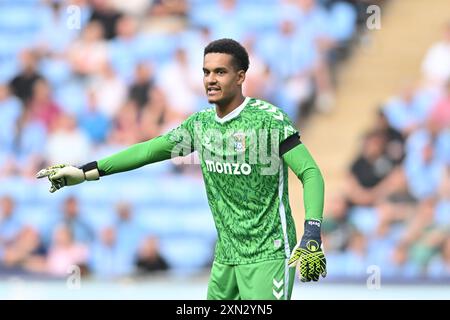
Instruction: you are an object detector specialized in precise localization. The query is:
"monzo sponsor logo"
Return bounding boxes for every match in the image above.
[204,160,251,175]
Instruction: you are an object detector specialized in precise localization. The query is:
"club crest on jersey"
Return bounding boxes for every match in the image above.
[233,132,246,153]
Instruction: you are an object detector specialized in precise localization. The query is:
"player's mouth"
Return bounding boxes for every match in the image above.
[207,87,221,96]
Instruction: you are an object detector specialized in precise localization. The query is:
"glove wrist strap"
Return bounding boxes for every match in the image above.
[80,161,100,181]
[302,220,322,242]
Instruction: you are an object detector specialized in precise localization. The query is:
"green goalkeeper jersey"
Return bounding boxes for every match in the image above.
[97,97,324,265]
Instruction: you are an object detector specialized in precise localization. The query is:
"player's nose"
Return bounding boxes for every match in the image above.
[205,73,217,84]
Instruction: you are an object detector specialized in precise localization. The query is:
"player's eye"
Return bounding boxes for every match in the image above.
[203,70,210,76]
[217,70,226,75]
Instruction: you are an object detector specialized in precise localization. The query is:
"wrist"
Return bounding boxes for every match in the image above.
[79,161,100,181]
[301,220,322,245]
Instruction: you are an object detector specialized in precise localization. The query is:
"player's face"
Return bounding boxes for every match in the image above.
[203,53,245,105]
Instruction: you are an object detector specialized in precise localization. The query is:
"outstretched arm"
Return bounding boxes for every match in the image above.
[36,135,179,193]
[97,135,174,176]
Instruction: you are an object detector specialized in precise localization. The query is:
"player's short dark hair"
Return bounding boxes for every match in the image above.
[204,38,249,72]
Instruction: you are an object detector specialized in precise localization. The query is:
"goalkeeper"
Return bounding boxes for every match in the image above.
[37,39,326,300]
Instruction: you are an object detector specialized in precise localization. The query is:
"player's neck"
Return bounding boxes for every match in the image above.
[215,93,246,119]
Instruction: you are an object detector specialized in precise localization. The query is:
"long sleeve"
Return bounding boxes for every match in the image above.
[96,111,198,176]
[282,143,325,222]
[97,135,176,176]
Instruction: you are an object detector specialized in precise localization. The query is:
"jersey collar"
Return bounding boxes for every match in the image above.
[214,97,250,124]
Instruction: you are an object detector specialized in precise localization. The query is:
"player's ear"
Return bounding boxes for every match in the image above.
[236,70,246,85]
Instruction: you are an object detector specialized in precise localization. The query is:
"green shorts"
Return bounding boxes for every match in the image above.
[207,258,295,300]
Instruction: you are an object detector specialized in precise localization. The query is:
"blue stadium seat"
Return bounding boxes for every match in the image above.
[328,1,357,42]
[0,177,31,203]
[135,208,181,236]
[178,209,216,240]
[239,4,278,33]
[158,176,208,207]
[0,60,19,83]
[135,34,178,66]
[39,58,72,90]
[79,204,115,234]
[320,252,346,278]
[435,201,450,226]
[159,235,214,274]
[348,206,378,236]
[54,81,87,116]
[15,203,55,234]
[0,5,40,32]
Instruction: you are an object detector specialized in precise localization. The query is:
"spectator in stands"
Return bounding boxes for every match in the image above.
[109,15,142,82]
[28,79,61,131]
[43,224,89,277]
[327,0,357,46]
[149,0,188,18]
[381,242,421,279]
[89,62,127,119]
[184,25,213,68]
[399,164,449,250]
[257,15,318,120]
[241,36,274,102]
[138,87,168,140]
[0,0,409,282]
[128,62,155,110]
[157,48,202,121]
[89,226,135,278]
[344,130,405,206]
[409,229,447,273]
[67,21,108,77]
[374,108,405,165]
[429,80,450,129]
[208,0,244,41]
[1,225,47,274]
[78,90,111,145]
[322,193,353,252]
[52,197,94,245]
[405,115,450,167]
[0,196,22,246]
[14,108,48,178]
[9,50,43,103]
[144,0,188,33]
[297,0,337,112]
[383,81,434,136]
[109,100,141,145]
[342,230,368,277]
[135,235,169,274]
[404,141,446,202]
[89,0,123,40]
[435,166,450,228]
[45,113,92,165]
[36,0,87,55]
[110,0,149,16]
[421,21,450,90]
[0,85,22,160]
[427,235,450,278]
[114,202,144,256]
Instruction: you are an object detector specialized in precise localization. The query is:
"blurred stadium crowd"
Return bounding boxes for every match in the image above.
[323,22,450,280]
[0,0,365,280]
[1,0,448,282]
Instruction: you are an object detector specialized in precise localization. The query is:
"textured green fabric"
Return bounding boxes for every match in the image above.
[207,258,295,300]
[97,97,325,265]
[165,98,298,264]
[283,144,325,222]
[98,135,174,175]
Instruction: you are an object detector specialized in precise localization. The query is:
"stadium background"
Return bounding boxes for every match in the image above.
[0,0,449,299]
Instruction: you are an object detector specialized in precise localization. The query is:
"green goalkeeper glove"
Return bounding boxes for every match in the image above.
[288,220,327,282]
[36,162,100,193]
